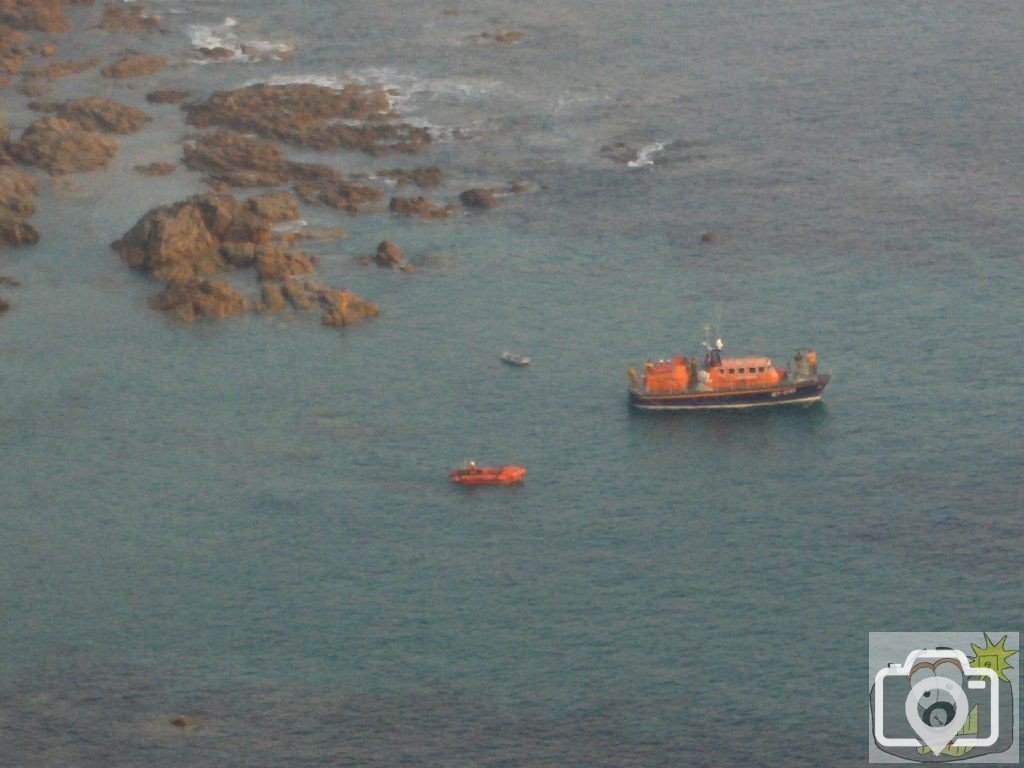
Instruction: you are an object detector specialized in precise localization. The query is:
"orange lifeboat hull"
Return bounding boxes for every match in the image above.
[449,465,526,485]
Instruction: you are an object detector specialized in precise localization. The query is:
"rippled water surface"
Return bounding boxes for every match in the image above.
[1,2,1021,765]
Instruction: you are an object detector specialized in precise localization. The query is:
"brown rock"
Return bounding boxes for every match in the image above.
[294,179,382,213]
[254,246,315,281]
[101,52,166,79]
[459,188,498,209]
[0,296,8,313]
[373,239,405,268]
[317,287,380,327]
[183,130,340,188]
[389,195,453,219]
[150,278,249,322]
[24,57,97,79]
[289,226,346,241]
[700,232,721,244]
[8,116,118,174]
[0,169,38,218]
[135,161,176,176]
[1,0,69,33]
[0,217,40,246]
[0,26,30,76]
[19,78,49,97]
[112,195,226,281]
[0,275,21,286]
[146,89,189,105]
[246,191,299,224]
[195,46,234,62]
[260,282,286,312]
[281,278,314,310]
[219,242,256,267]
[42,96,151,134]
[184,83,430,155]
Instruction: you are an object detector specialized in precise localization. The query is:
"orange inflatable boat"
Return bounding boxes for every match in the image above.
[449,462,526,485]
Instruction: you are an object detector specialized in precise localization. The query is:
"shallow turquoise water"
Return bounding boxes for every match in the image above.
[1,1,1021,765]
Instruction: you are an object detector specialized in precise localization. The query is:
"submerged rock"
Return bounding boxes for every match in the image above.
[182,130,340,188]
[183,83,430,155]
[97,3,163,34]
[24,57,98,79]
[146,89,189,105]
[389,195,454,219]
[101,51,166,79]
[134,161,176,176]
[378,166,444,189]
[459,188,498,209]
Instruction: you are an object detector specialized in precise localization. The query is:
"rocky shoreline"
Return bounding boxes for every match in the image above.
[0,0,525,327]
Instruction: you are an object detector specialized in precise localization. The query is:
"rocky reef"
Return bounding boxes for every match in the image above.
[0,0,528,328]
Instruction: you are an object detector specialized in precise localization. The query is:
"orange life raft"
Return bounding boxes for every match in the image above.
[449,464,526,485]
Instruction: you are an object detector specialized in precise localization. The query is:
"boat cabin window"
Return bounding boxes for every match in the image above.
[738,368,745,373]
[758,366,765,372]
[718,368,724,374]
[728,368,735,374]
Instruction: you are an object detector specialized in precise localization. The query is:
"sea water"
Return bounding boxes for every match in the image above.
[0,1,1021,765]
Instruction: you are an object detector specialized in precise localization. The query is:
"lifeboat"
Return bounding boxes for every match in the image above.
[449,462,526,485]
[627,333,830,410]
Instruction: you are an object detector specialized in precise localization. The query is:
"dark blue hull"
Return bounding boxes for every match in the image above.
[629,374,831,410]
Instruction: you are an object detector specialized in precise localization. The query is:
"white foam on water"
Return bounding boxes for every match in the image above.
[188,16,292,64]
[627,141,666,168]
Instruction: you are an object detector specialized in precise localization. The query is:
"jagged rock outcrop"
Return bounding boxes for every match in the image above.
[373,239,405,268]
[113,189,377,327]
[8,116,118,174]
[101,51,166,78]
[317,285,380,327]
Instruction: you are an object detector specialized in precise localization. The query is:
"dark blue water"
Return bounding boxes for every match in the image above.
[1,2,1021,765]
